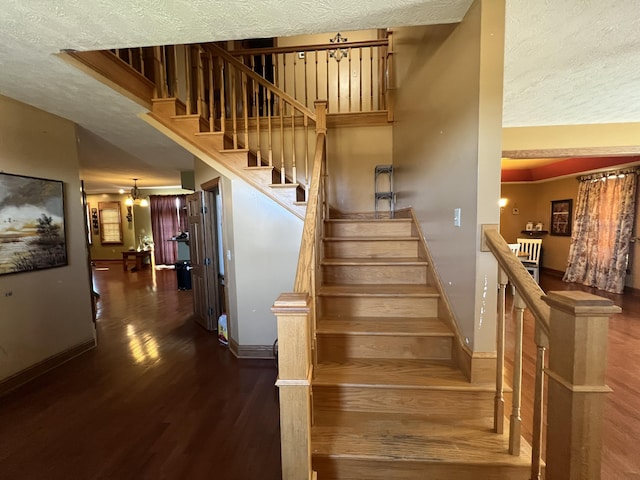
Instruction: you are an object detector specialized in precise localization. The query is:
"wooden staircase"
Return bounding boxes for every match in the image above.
[311,215,532,479]
[145,97,308,219]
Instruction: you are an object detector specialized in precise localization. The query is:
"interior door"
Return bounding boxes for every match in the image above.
[186,192,214,330]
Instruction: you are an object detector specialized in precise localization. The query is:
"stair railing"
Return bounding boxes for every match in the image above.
[484,229,620,480]
[228,31,393,119]
[271,101,327,480]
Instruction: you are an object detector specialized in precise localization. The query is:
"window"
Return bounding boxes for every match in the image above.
[98,201,123,244]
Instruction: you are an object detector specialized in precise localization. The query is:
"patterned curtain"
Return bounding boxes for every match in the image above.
[150,195,182,266]
[563,170,638,293]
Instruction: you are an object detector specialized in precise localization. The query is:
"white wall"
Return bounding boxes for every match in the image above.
[0,95,96,382]
[194,158,302,348]
[392,0,505,351]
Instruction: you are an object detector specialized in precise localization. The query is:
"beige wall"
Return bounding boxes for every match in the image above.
[393,0,505,352]
[194,158,302,349]
[0,95,95,382]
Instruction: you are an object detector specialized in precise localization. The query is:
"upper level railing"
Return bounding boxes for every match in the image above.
[485,229,620,480]
[228,33,393,119]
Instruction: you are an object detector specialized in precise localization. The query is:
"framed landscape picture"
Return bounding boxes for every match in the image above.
[0,172,67,275]
[550,199,572,236]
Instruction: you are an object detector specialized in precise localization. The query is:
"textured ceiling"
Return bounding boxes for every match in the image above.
[1,0,639,192]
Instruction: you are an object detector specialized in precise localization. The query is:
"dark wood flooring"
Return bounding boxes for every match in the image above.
[505,272,640,479]
[0,262,282,480]
[1,263,638,479]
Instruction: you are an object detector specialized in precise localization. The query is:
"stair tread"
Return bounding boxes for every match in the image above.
[314,358,492,389]
[318,284,438,297]
[317,317,453,337]
[326,218,412,224]
[322,257,427,266]
[324,236,418,241]
[312,412,532,465]
[193,131,223,137]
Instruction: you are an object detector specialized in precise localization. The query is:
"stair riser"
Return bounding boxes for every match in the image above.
[325,221,412,238]
[318,296,437,318]
[313,386,494,417]
[317,335,452,361]
[312,457,531,480]
[324,240,419,258]
[170,116,206,134]
[322,264,427,285]
[194,134,225,150]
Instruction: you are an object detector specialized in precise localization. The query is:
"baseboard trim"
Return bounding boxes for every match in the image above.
[0,338,96,397]
[542,267,564,278]
[228,338,275,359]
[452,339,497,384]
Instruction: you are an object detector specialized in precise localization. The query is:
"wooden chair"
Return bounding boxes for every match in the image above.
[507,244,521,294]
[516,238,542,283]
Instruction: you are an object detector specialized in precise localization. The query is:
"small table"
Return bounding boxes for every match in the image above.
[122,250,151,271]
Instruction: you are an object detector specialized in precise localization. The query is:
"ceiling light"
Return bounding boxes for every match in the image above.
[126,178,148,207]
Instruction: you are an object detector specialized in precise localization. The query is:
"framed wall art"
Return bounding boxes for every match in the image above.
[0,172,67,275]
[550,199,572,236]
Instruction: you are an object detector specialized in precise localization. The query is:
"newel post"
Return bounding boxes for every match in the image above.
[543,291,621,480]
[272,293,313,480]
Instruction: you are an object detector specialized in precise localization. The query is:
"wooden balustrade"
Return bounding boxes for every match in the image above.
[229,36,392,115]
[485,229,621,480]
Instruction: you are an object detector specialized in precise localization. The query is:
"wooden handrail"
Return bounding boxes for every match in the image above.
[294,132,326,293]
[484,229,550,335]
[229,39,389,57]
[202,43,316,121]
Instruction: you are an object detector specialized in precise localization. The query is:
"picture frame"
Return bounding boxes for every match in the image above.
[550,199,572,236]
[0,172,67,275]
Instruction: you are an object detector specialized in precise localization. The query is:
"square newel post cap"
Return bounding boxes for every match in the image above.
[542,291,621,317]
[272,292,310,314]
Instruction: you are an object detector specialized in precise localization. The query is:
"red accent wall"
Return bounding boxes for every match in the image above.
[502,156,640,182]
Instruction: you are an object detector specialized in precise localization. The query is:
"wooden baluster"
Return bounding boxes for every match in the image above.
[185,45,192,115]
[304,51,308,110]
[379,45,385,110]
[348,48,352,113]
[530,323,548,480]
[242,72,249,149]
[153,46,166,98]
[359,48,363,112]
[197,46,205,118]
[282,53,287,116]
[280,99,285,183]
[250,55,256,118]
[543,291,620,480]
[267,89,273,167]
[208,52,215,132]
[139,48,145,77]
[386,30,395,122]
[271,293,313,480]
[314,51,319,106]
[509,292,524,455]
[304,114,309,201]
[127,48,132,67]
[336,51,341,113]
[494,268,508,434]
[219,56,226,136]
[293,51,297,107]
[325,51,329,110]
[273,53,278,114]
[170,45,179,99]
[291,108,297,184]
[231,64,238,148]
[262,54,267,116]
[370,46,374,111]
[255,80,262,165]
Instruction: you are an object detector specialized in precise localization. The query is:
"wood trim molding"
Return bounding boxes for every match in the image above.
[59,50,155,109]
[0,338,96,398]
[228,338,276,359]
[502,146,640,159]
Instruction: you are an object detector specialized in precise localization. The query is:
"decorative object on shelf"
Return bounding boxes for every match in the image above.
[124,178,149,207]
[329,32,348,62]
[526,221,534,231]
[0,172,67,275]
[91,207,99,234]
[550,199,572,236]
[535,222,544,231]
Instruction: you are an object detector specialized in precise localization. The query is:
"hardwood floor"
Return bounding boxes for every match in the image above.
[0,262,281,480]
[1,262,638,479]
[505,272,640,479]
